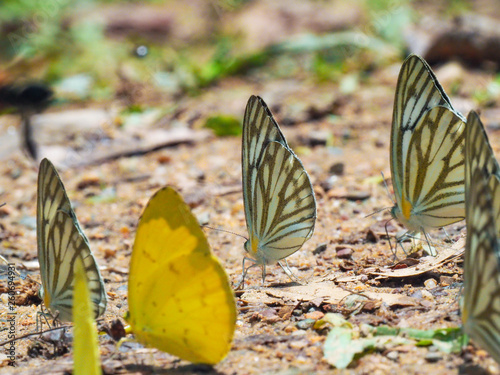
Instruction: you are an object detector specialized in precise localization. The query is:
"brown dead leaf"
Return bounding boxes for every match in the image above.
[240,278,420,309]
[369,238,464,279]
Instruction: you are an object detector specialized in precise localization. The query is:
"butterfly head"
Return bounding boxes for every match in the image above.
[391,194,413,224]
[244,236,259,257]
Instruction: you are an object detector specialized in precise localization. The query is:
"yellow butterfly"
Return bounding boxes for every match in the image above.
[127,187,236,365]
[37,158,106,322]
[390,54,466,256]
[73,256,102,375]
[240,95,316,284]
[462,110,500,364]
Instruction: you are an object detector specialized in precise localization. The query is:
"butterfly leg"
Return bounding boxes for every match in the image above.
[36,305,54,332]
[395,230,410,258]
[261,263,267,284]
[385,220,400,261]
[421,228,437,256]
[278,260,302,285]
[441,227,453,243]
[234,257,258,290]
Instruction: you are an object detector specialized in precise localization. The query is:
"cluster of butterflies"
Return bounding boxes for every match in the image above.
[29,53,500,367]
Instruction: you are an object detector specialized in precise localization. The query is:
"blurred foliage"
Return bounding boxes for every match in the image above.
[321,313,463,369]
[473,74,500,107]
[0,0,410,101]
[0,0,128,101]
[204,115,242,136]
[0,0,476,108]
[362,0,413,51]
[445,0,472,15]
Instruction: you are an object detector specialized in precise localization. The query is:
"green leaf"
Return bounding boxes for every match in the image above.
[204,115,242,137]
[323,327,357,369]
[320,313,353,328]
[323,329,411,369]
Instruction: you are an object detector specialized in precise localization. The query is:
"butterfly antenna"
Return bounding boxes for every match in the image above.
[385,219,398,261]
[202,225,248,241]
[0,325,69,347]
[381,172,396,205]
[365,206,392,218]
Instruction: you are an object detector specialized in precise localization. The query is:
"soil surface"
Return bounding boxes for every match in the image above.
[1,1,500,374]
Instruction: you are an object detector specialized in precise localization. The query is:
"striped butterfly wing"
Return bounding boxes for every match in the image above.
[46,211,107,321]
[251,141,316,263]
[242,95,288,239]
[37,158,106,321]
[242,96,316,264]
[466,111,500,232]
[403,106,465,227]
[390,54,466,230]
[37,158,73,291]
[463,111,500,364]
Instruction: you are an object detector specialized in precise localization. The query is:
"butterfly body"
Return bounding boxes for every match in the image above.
[241,96,316,278]
[390,55,466,251]
[37,158,106,322]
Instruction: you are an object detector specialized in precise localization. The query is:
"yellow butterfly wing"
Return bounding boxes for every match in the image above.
[73,257,102,375]
[127,187,236,365]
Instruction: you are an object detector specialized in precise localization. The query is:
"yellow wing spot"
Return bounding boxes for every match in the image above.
[44,292,51,310]
[401,194,412,220]
[462,305,468,324]
[251,236,259,255]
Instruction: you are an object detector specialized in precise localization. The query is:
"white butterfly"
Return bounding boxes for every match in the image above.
[390,54,467,256]
[37,158,106,322]
[462,110,500,364]
[239,95,316,285]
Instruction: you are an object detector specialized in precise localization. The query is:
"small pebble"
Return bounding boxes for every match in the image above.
[312,243,327,255]
[304,311,324,320]
[425,352,442,363]
[296,319,315,330]
[329,162,344,176]
[292,309,303,317]
[344,191,371,201]
[365,228,379,243]
[421,289,434,301]
[336,247,353,259]
[289,340,308,350]
[77,174,101,190]
[424,278,437,289]
[386,351,399,361]
[439,275,455,287]
[306,130,331,146]
[0,204,13,217]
